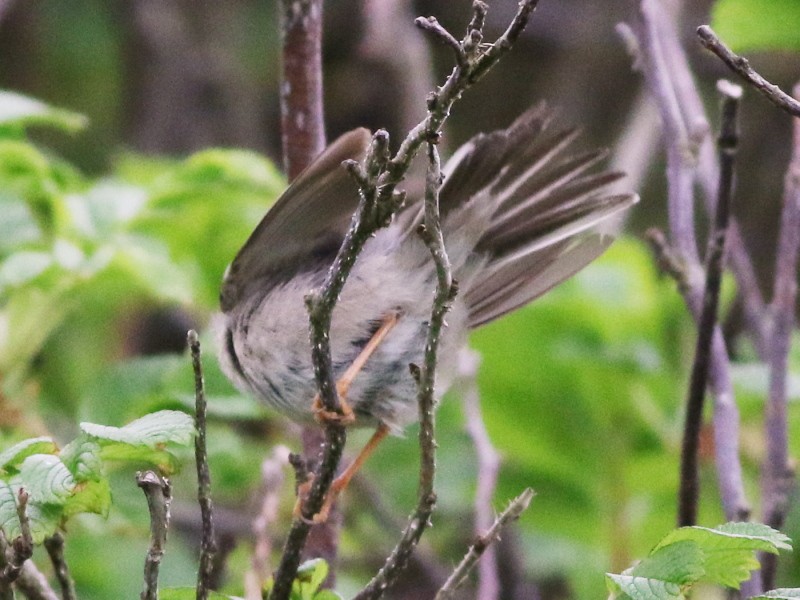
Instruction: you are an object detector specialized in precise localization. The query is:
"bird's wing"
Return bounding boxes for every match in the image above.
[221,128,371,311]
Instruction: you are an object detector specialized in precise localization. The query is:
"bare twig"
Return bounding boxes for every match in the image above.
[354,141,457,600]
[630,0,751,526]
[435,489,535,600]
[459,349,503,600]
[138,471,172,600]
[760,84,800,590]
[269,4,539,598]
[678,81,741,527]
[697,26,800,118]
[43,534,77,600]
[188,330,217,600]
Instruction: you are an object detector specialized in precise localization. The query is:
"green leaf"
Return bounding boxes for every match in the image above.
[632,540,705,584]
[606,573,685,599]
[0,90,87,134]
[297,558,329,596]
[711,0,800,52]
[63,478,111,518]
[0,251,54,290]
[80,410,195,474]
[653,523,791,588]
[159,587,241,600]
[15,454,76,505]
[751,590,800,599]
[0,437,57,473]
[0,480,63,543]
[59,437,104,482]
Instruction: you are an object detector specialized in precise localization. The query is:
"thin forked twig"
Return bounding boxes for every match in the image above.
[435,489,535,600]
[269,3,539,598]
[697,26,800,118]
[677,81,741,527]
[354,141,457,600]
[138,471,172,600]
[188,330,217,600]
[43,533,77,600]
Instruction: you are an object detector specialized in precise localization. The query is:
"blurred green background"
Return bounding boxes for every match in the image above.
[0,0,799,598]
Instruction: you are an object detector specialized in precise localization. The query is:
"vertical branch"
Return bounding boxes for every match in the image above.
[138,471,172,600]
[188,331,217,600]
[628,0,750,525]
[354,140,456,600]
[760,84,800,589]
[280,0,326,180]
[43,534,77,600]
[678,81,741,527]
[278,0,341,586]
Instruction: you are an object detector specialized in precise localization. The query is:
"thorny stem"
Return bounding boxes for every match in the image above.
[697,26,800,118]
[188,331,217,600]
[138,471,171,600]
[760,85,800,590]
[435,489,534,600]
[354,142,456,600]
[678,82,741,527]
[269,3,539,598]
[43,534,77,600]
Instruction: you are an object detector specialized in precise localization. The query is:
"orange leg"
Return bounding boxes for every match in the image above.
[312,423,391,523]
[312,311,400,425]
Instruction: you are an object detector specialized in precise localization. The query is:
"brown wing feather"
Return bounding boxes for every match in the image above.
[221,128,371,311]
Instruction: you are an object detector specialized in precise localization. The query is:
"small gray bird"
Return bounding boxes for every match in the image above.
[216,104,637,440]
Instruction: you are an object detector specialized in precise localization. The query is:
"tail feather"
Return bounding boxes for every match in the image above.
[435,103,637,328]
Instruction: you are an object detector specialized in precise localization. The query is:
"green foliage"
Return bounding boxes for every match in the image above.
[606,522,793,599]
[265,559,343,600]
[711,0,800,52]
[160,588,242,600]
[0,410,194,544]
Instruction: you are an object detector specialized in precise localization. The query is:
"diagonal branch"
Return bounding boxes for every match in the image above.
[697,26,800,118]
